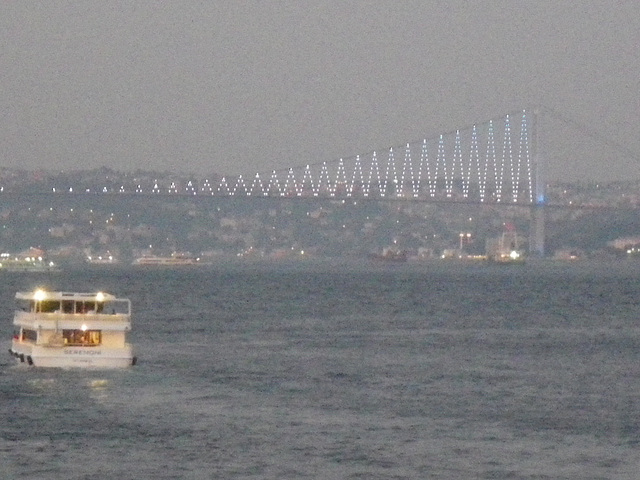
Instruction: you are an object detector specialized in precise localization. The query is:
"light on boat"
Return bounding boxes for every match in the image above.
[509,250,520,260]
[96,292,105,302]
[34,289,46,301]
[81,324,87,331]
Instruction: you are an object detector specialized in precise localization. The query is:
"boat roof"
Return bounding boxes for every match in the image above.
[15,291,122,302]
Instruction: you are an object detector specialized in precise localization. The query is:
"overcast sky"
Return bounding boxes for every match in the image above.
[1,1,638,181]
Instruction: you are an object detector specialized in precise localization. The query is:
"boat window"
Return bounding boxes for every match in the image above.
[75,301,96,314]
[62,329,101,346]
[38,300,60,313]
[16,299,33,312]
[22,329,38,342]
[62,300,74,313]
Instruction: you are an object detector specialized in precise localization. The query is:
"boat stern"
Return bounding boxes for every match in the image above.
[9,338,34,365]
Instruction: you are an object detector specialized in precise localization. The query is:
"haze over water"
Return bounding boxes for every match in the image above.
[2,260,640,478]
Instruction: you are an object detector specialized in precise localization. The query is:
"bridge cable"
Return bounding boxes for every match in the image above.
[540,105,640,161]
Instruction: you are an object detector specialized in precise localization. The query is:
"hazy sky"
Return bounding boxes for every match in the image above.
[1,1,638,181]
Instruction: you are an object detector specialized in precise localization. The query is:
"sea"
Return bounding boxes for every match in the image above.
[1,259,640,479]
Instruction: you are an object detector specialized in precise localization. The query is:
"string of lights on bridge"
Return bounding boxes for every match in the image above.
[48,110,535,204]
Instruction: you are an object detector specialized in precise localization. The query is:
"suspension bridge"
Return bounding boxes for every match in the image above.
[17,108,547,205]
[158,109,544,206]
[5,107,634,257]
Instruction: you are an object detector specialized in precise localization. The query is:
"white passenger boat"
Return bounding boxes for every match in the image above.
[8,290,136,368]
[132,252,200,266]
[0,252,60,272]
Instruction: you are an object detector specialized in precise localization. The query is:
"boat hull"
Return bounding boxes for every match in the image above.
[9,341,135,368]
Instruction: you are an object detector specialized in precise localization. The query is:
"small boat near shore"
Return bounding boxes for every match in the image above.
[8,290,136,368]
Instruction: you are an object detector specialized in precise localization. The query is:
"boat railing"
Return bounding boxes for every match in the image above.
[14,311,131,323]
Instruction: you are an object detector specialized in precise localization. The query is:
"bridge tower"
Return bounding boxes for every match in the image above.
[530,107,545,257]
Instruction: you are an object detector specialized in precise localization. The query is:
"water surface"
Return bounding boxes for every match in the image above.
[1,260,640,478]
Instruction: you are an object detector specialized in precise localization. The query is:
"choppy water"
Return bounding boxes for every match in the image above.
[1,260,640,479]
